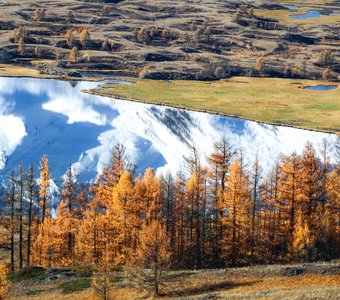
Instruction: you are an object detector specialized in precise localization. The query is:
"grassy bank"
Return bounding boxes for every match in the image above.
[7,261,340,299]
[91,77,340,133]
[0,63,107,82]
[0,64,52,79]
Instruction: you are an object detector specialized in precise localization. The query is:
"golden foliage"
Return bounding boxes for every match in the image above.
[80,29,91,48]
[255,54,265,72]
[127,220,170,295]
[68,47,78,65]
[64,29,75,48]
[0,263,9,299]
[33,8,46,22]
[17,38,25,55]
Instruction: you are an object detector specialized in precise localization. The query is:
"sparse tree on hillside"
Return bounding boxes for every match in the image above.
[35,46,41,57]
[33,8,46,22]
[322,68,331,81]
[318,49,334,66]
[54,50,62,60]
[214,66,225,78]
[80,29,91,48]
[13,26,27,43]
[68,47,78,65]
[101,38,108,51]
[64,29,75,48]
[18,38,25,55]
[255,54,265,74]
[204,26,212,43]
[137,27,149,44]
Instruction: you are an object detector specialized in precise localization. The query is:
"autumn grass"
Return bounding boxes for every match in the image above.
[254,7,340,25]
[91,77,340,133]
[0,63,44,78]
[7,261,340,299]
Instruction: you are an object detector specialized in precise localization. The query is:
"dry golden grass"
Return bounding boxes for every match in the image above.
[8,290,94,300]
[92,77,340,133]
[7,263,340,300]
[0,64,43,78]
[218,275,340,299]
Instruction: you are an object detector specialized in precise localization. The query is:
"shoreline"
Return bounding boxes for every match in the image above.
[0,64,338,135]
[83,89,339,136]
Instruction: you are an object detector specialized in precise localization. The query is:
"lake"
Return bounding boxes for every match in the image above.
[0,77,337,182]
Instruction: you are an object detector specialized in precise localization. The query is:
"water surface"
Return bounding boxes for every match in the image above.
[0,77,336,182]
[291,10,321,19]
[304,85,337,91]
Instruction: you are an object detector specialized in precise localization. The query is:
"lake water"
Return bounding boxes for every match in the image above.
[0,77,337,182]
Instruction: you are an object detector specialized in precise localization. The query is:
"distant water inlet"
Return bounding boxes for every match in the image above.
[291,10,321,19]
[284,5,340,19]
[303,85,338,91]
[0,77,337,181]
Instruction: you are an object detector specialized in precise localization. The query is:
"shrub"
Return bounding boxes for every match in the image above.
[35,46,41,57]
[80,29,91,48]
[64,29,75,48]
[18,38,25,55]
[318,49,334,66]
[214,66,225,78]
[33,8,46,22]
[68,47,78,65]
[13,26,27,43]
[255,54,265,73]
[322,68,331,81]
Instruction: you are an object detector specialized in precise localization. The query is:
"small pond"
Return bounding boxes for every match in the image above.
[291,10,321,19]
[303,85,337,91]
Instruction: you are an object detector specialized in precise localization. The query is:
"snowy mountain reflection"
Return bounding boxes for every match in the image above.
[0,77,336,181]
